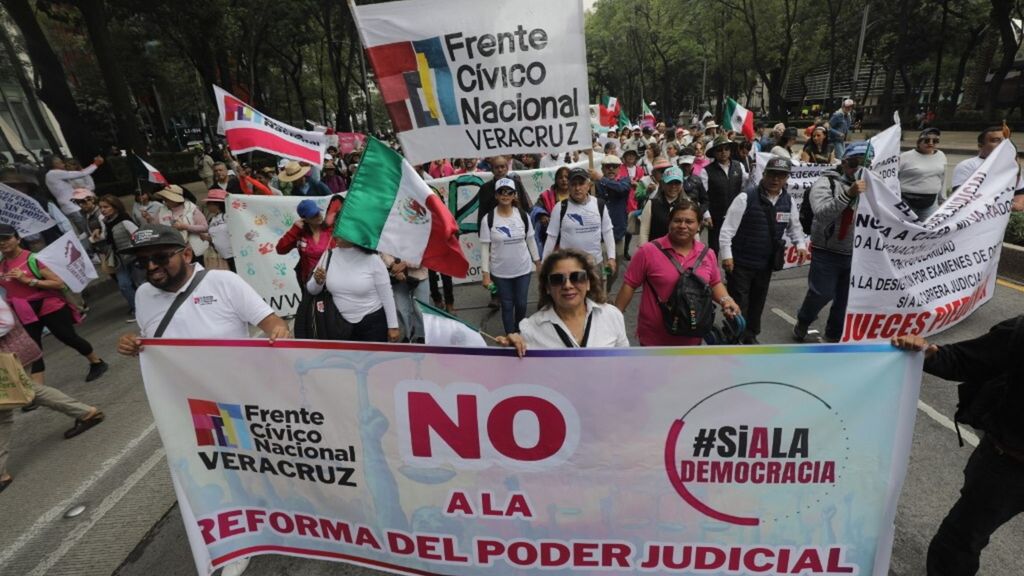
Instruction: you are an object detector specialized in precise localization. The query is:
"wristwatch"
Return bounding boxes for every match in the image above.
[29,279,39,288]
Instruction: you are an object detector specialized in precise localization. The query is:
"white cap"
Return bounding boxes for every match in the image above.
[495,177,516,190]
[277,158,289,169]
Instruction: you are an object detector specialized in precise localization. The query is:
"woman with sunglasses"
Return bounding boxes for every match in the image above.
[615,199,739,346]
[497,249,628,355]
[480,178,541,335]
[0,224,108,384]
[899,127,947,221]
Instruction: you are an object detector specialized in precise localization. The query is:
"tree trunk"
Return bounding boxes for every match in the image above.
[1,0,97,159]
[0,12,60,153]
[879,0,912,120]
[930,0,949,105]
[77,0,145,152]
[984,0,1017,118]
[949,26,985,115]
[961,25,998,112]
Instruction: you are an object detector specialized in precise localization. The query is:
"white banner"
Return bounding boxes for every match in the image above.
[34,231,97,293]
[214,85,326,165]
[352,0,592,164]
[844,139,1017,342]
[0,183,56,236]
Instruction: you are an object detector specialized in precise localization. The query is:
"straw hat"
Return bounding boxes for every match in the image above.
[278,161,311,183]
[157,185,186,203]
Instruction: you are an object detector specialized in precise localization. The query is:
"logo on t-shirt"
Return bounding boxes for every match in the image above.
[496,226,512,238]
[193,295,217,306]
[568,213,585,226]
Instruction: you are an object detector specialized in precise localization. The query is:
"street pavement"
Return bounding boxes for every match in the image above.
[2,148,1023,576]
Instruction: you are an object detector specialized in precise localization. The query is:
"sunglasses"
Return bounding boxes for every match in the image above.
[921,138,940,144]
[548,271,588,286]
[132,248,184,269]
[496,189,516,196]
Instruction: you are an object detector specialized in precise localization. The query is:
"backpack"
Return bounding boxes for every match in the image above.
[952,316,1024,447]
[799,175,837,233]
[645,244,715,337]
[555,198,606,247]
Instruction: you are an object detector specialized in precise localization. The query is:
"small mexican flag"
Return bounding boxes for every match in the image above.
[416,299,487,347]
[335,138,469,277]
[723,98,756,141]
[599,96,620,127]
[137,156,168,185]
[617,108,630,129]
[641,101,656,128]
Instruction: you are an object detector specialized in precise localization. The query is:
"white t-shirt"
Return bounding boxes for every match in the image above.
[543,196,616,265]
[898,149,947,198]
[519,300,629,348]
[207,213,233,258]
[951,156,984,191]
[136,265,273,339]
[480,210,538,278]
[305,247,399,327]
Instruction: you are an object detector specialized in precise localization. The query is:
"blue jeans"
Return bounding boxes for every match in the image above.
[796,248,851,340]
[493,272,532,334]
[114,261,136,313]
[392,279,430,342]
[832,140,846,159]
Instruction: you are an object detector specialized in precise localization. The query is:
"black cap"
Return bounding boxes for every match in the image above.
[568,167,590,182]
[123,224,187,253]
[0,223,17,237]
[764,157,792,174]
[919,127,941,139]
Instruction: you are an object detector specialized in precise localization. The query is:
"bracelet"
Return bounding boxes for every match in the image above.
[719,296,734,305]
[29,278,39,288]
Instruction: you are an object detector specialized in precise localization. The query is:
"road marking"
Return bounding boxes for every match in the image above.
[26,447,167,576]
[771,307,977,445]
[0,422,157,566]
[997,278,1024,294]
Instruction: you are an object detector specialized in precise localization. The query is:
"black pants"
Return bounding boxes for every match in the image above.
[350,307,389,343]
[927,437,1024,575]
[708,225,722,255]
[428,270,454,305]
[23,305,94,373]
[726,264,773,341]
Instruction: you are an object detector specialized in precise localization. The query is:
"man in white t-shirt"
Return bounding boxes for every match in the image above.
[951,126,1005,192]
[543,167,616,275]
[115,224,289,576]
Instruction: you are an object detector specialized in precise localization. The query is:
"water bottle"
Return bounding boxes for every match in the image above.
[487,283,498,295]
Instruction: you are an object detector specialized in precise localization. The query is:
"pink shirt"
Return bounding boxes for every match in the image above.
[0,250,69,325]
[691,156,711,176]
[624,236,722,346]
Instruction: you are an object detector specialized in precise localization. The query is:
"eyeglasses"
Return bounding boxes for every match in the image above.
[496,189,516,196]
[921,138,940,144]
[132,248,184,269]
[548,271,588,286]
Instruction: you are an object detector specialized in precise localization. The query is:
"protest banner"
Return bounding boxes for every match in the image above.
[0,182,56,236]
[34,230,97,293]
[140,340,922,576]
[351,0,592,165]
[844,140,1017,342]
[214,85,326,165]
[335,132,367,155]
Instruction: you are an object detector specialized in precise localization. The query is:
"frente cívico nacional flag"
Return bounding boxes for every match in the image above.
[213,85,326,165]
[724,98,755,141]
[351,0,592,165]
[334,138,469,277]
[138,157,168,185]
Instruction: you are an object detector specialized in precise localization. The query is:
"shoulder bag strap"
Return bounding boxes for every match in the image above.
[154,269,210,338]
[691,244,712,271]
[551,310,594,348]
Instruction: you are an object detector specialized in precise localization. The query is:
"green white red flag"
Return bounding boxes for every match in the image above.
[723,98,755,141]
[334,138,468,278]
[137,157,168,185]
[416,299,487,347]
[599,96,620,127]
[641,101,655,129]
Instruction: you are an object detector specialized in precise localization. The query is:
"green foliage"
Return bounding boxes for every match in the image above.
[1006,212,1024,246]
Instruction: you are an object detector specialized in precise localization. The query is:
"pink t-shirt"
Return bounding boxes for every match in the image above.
[624,236,722,346]
[0,250,68,325]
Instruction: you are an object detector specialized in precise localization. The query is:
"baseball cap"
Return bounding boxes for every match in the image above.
[919,127,941,139]
[72,188,95,201]
[0,223,17,238]
[601,155,622,166]
[495,177,516,191]
[844,141,871,159]
[677,155,696,165]
[662,166,684,184]
[124,224,187,253]
[297,199,320,219]
[568,167,590,181]
[206,189,228,203]
[765,157,792,174]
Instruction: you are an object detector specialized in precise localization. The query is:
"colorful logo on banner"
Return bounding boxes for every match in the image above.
[368,38,460,132]
[223,95,263,124]
[188,399,252,449]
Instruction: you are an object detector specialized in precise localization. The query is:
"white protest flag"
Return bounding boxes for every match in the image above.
[416,299,487,347]
[213,85,326,165]
[866,113,902,191]
[351,0,592,164]
[844,139,1017,342]
[34,230,97,293]
[0,182,56,236]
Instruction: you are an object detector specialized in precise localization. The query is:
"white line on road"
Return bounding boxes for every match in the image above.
[0,421,157,566]
[770,307,977,445]
[26,447,167,576]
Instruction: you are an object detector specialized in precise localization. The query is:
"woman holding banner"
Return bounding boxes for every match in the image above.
[497,249,628,355]
[0,224,109,385]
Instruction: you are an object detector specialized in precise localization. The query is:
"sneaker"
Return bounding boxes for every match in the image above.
[20,400,39,412]
[821,334,840,344]
[85,360,108,382]
[792,323,809,342]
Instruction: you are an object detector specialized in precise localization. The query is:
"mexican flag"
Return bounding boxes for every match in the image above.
[137,156,168,185]
[335,138,469,277]
[723,98,756,141]
[617,108,630,129]
[641,101,656,128]
[416,299,487,347]
[599,96,620,127]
